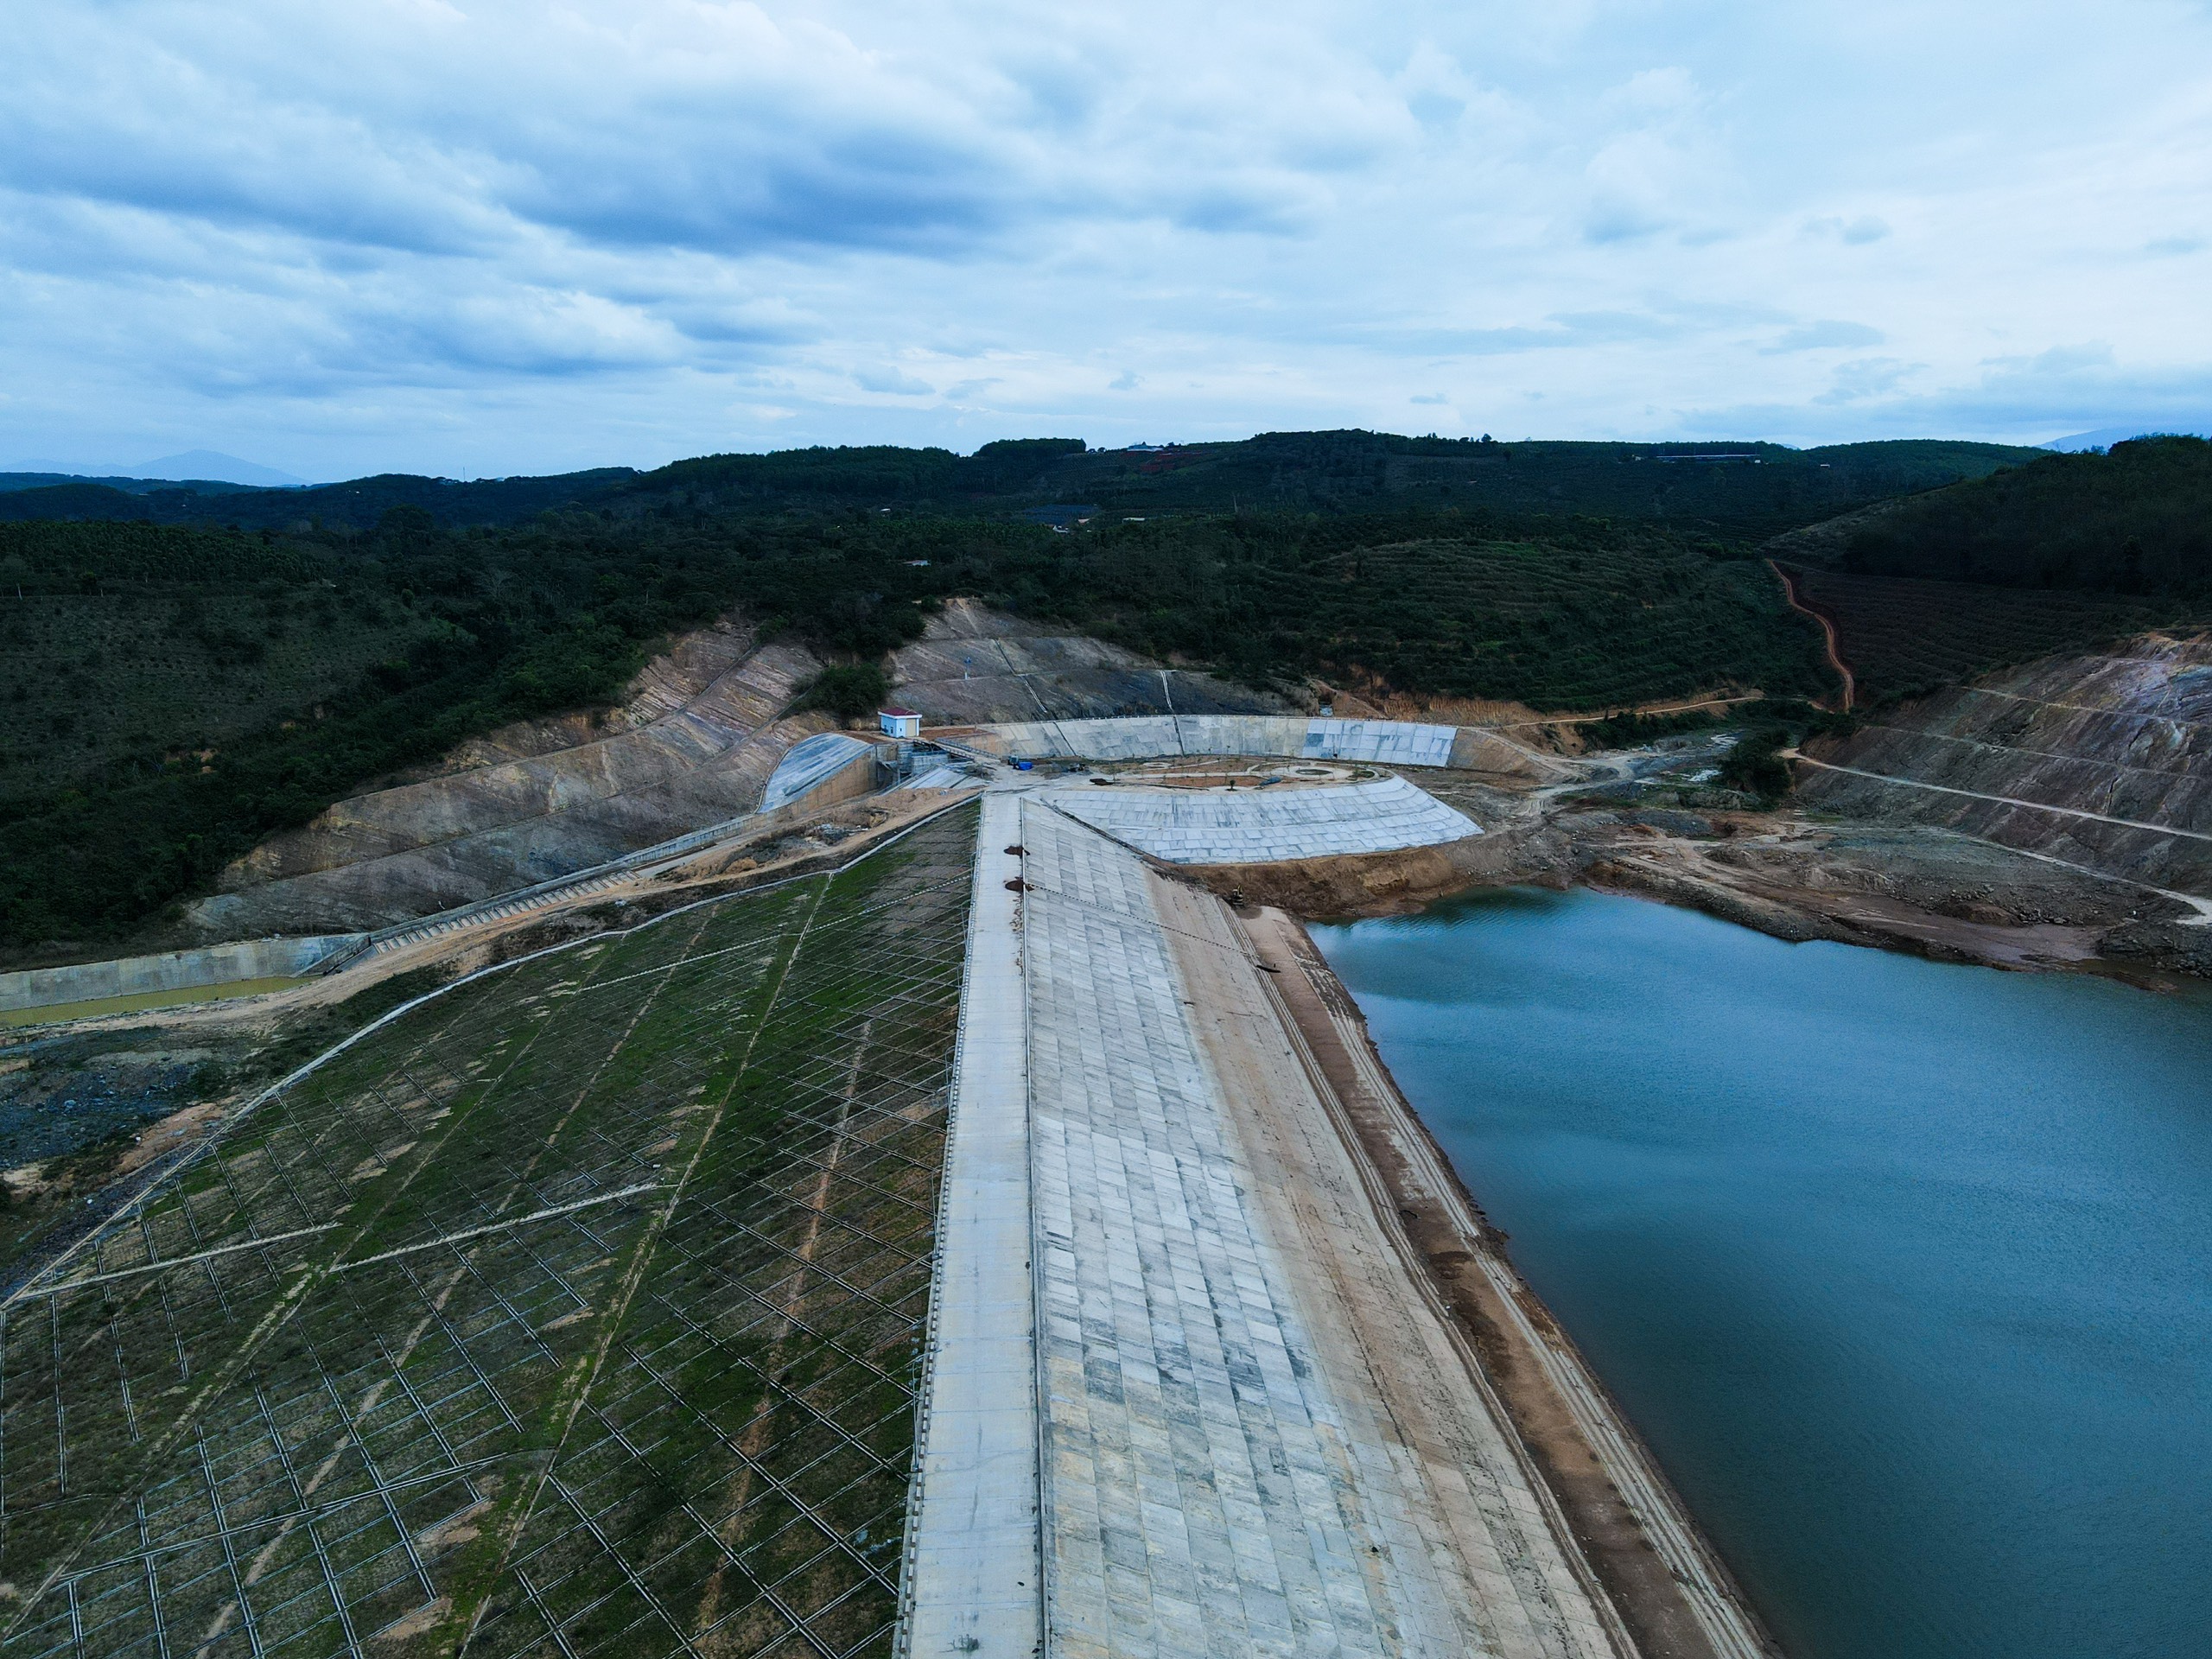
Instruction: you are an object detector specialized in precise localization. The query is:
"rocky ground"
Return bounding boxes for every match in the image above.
[1192,746,2212,989]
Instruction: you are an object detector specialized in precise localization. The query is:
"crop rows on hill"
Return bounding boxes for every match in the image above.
[1814,435,2212,597]
[0,804,976,1659]
[0,591,432,808]
[1782,565,2187,701]
[1020,531,1833,710]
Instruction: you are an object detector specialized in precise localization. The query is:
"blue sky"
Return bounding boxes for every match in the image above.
[3,0,2209,480]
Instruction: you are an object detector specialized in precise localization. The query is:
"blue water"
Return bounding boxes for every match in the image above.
[1311,887,2212,1659]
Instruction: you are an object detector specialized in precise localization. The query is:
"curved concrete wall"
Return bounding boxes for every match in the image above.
[1039,776,1479,864]
[760,732,879,811]
[0,934,367,1014]
[959,715,1465,767]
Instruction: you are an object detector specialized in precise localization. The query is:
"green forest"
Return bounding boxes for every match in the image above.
[1821,435,2212,595]
[1,427,2201,958]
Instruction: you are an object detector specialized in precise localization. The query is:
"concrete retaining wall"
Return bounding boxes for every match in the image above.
[0,935,369,1014]
[760,733,880,811]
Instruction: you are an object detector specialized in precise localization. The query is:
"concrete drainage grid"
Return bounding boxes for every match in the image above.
[0,805,978,1659]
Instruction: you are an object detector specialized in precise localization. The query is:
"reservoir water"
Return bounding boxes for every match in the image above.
[1311,887,2212,1659]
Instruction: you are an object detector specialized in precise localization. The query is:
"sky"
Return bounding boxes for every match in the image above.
[4,0,2210,481]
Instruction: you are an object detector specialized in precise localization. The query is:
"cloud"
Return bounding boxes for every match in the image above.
[1815,357,1919,404]
[855,365,937,395]
[1410,392,1449,404]
[1806,215,1891,245]
[1766,320,1885,353]
[1,0,2209,474]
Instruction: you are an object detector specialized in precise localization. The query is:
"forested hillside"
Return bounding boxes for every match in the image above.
[1766,435,2211,700]
[0,431,2036,535]
[0,512,785,953]
[0,427,2080,958]
[4,484,1838,957]
[1811,435,2212,594]
[1777,567,2182,702]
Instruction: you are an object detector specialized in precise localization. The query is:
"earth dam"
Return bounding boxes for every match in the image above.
[1314,887,2212,1659]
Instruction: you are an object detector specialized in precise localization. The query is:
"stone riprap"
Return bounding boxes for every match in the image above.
[902,798,1619,1658]
[1039,776,1480,865]
[960,715,1461,767]
[759,729,879,810]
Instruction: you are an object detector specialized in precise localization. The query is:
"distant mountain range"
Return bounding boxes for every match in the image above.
[2,450,310,486]
[2042,425,2210,453]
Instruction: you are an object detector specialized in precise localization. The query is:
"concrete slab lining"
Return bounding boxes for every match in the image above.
[1004,803,1618,1658]
[906,762,974,791]
[1039,776,1481,864]
[1020,801,1406,1656]
[760,730,879,810]
[900,793,1045,1658]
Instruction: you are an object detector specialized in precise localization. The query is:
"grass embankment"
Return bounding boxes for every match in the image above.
[0,805,975,1659]
[0,964,457,1281]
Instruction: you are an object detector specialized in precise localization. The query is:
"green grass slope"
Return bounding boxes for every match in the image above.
[0,807,976,1659]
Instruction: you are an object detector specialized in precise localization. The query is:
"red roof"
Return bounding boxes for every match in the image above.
[880,706,921,717]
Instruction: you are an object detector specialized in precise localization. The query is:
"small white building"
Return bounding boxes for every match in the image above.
[879,707,923,741]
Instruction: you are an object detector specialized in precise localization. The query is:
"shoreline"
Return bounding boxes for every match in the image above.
[1185,802,2212,990]
[1235,899,1780,1659]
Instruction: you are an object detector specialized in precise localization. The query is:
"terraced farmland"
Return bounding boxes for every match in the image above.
[0,803,976,1659]
[1779,564,2190,701]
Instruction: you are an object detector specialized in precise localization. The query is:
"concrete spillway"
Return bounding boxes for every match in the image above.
[902,794,1630,1657]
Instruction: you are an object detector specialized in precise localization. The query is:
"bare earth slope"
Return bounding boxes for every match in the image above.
[887,595,1283,723]
[186,601,1279,944]
[1796,632,2212,897]
[188,619,833,938]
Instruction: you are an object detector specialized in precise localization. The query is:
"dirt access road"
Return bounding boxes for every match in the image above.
[1770,560,1854,711]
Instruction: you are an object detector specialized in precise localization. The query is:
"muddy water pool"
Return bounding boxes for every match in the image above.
[1312,887,2212,1659]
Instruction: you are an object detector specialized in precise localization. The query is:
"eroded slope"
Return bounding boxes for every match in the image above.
[189,621,834,939]
[885,596,1281,724]
[1798,632,2212,896]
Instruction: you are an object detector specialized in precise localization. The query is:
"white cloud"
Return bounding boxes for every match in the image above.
[855,366,937,396]
[1,0,2209,474]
